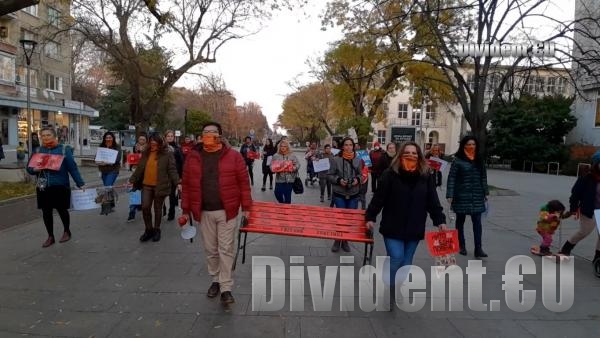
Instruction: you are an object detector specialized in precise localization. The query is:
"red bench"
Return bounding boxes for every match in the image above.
[235,201,374,267]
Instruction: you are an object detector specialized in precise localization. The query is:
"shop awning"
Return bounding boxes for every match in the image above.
[0,96,99,117]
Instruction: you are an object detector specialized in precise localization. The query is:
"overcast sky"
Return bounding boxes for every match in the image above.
[174,0,575,132]
[176,2,342,131]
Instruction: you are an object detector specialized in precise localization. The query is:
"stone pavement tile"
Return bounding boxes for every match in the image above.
[449,318,536,338]
[518,319,600,338]
[108,312,197,338]
[0,289,120,313]
[252,295,349,317]
[78,275,161,293]
[298,317,376,338]
[0,307,122,338]
[370,317,462,338]
[188,314,288,338]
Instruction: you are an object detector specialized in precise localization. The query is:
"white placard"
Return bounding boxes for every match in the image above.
[594,209,600,233]
[95,148,119,164]
[266,155,273,166]
[313,158,331,172]
[71,189,100,210]
[331,148,341,156]
[428,156,449,172]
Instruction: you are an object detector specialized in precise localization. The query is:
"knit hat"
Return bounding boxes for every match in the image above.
[592,151,600,165]
[373,141,381,148]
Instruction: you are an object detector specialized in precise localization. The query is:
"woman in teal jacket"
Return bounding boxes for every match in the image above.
[446,136,489,257]
[26,127,85,248]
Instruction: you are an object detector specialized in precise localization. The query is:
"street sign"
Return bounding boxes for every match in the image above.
[175,130,181,137]
[128,125,135,130]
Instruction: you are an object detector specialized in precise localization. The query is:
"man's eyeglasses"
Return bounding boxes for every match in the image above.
[202,130,219,134]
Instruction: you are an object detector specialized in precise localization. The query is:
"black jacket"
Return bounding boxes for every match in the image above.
[366,168,445,241]
[569,174,599,218]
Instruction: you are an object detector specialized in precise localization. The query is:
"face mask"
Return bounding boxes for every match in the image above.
[401,154,418,172]
[202,134,222,152]
[464,144,476,160]
[150,144,158,152]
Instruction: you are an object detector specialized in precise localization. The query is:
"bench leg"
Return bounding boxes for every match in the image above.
[368,243,374,265]
[242,231,248,264]
[363,242,368,266]
[233,228,244,271]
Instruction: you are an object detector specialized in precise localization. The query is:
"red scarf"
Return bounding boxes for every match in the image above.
[202,135,223,152]
[342,151,355,160]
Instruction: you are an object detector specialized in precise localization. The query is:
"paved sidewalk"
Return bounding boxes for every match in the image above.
[0,152,599,337]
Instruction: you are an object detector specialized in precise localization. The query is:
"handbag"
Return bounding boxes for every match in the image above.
[292,176,304,194]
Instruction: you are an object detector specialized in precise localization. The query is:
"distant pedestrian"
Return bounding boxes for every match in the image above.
[318,144,334,202]
[16,142,27,165]
[128,133,179,243]
[261,138,276,191]
[240,136,257,186]
[26,127,85,248]
[559,151,600,264]
[271,140,300,204]
[328,137,363,252]
[0,139,4,162]
[180,122,252,305]
[369,141,384,193]
[446,136,489,258]
[425,144,443,187]
[164,130,184,221]
[97,132,122,214]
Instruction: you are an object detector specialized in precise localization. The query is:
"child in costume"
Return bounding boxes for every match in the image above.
[535,200,571,255]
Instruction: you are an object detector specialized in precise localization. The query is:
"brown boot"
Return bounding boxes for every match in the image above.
[42,236,55,248]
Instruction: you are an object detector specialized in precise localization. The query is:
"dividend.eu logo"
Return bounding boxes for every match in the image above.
[251,255,574,312]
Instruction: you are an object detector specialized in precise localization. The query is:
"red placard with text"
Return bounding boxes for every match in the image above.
[426,230,459,256]
[127,153,142,165]
[247,151,261,160]
[28,153,64,171]
[270,160,294,173]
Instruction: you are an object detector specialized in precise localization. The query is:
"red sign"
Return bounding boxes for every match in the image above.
[426,230,459,256]
[28,153,64,171]
[247,151,261,160]
[427,159,442,171]
[270,160,294,173]
[127,153,142,165]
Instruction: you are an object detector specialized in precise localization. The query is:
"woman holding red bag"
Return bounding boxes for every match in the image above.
[270,140,300,204]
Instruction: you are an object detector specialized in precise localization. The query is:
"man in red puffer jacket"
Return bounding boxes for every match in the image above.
[180,122,252,306]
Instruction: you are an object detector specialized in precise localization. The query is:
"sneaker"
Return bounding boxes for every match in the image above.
[261,186,266,191]
[127,214,135,223]
[139,230,154,242]
[341,241,351,252]
[207,282,220,298]
[59,232,71,243]
[42,236,55,248]
[152,229,161,242]
[221,291,235,304]
[320,195,324,203]
[539,246,552,256]
[474,248,488,258]
[331,240,341,252]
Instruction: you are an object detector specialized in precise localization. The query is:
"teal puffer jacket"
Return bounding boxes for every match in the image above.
[446,157,488,214]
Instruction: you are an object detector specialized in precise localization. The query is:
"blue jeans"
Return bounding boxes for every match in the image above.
[101,171,119,186]
[383,237,420,286]
[456,213,483,249]
[274,182,293,204]
[333,196,359,209]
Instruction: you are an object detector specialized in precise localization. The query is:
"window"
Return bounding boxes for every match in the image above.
[428,131,439,144]
[398,103,408,119]
[377,130,386,144]
[16,66,38,87]
[48,7,60,27]
[546,77,556,93]
[45,41,60,59]
[556,77,567,94]
[596,91,600,127]
[411,109,421,126]
[0,53,15,84]
[535,76,545,92]
[524,76,535,93]
[45,73,63,92]
[425,104,436,120]
[22,5,38,16]
[467,74,475,90]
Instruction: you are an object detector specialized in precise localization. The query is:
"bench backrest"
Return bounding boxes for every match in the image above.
[241,201,373,243]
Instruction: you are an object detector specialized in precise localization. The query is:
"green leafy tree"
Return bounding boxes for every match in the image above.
[489,95,576,165]
[95,84,130,131]
[185,110,213,136]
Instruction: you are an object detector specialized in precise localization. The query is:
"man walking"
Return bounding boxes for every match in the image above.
[240,136,257,186]
[180,122,252,305]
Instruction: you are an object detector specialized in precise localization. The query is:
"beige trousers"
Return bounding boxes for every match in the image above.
[200,210,237,292]
[569,215,600,250]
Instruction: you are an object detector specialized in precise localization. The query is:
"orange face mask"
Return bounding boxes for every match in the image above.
[342,151,355,160]
[401,154,418,172]
[202,134,222,152]
[464,144,476,160]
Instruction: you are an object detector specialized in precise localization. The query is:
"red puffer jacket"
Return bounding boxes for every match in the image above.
[181,144,252,221]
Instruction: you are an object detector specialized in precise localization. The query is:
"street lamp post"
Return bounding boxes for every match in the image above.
[20,39,37,158]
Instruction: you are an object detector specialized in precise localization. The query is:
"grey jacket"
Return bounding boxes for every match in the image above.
[272,153,300,183]
[328,155,362,198]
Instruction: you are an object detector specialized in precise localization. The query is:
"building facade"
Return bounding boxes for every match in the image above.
[566,0,600,145]
[372,66,572,155]
[0,1,97,149]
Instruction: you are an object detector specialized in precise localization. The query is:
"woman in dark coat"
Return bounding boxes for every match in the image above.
[128,133,179,242]
[261,138,277,191]
[446,136,489,257]
[366,141,446,288]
